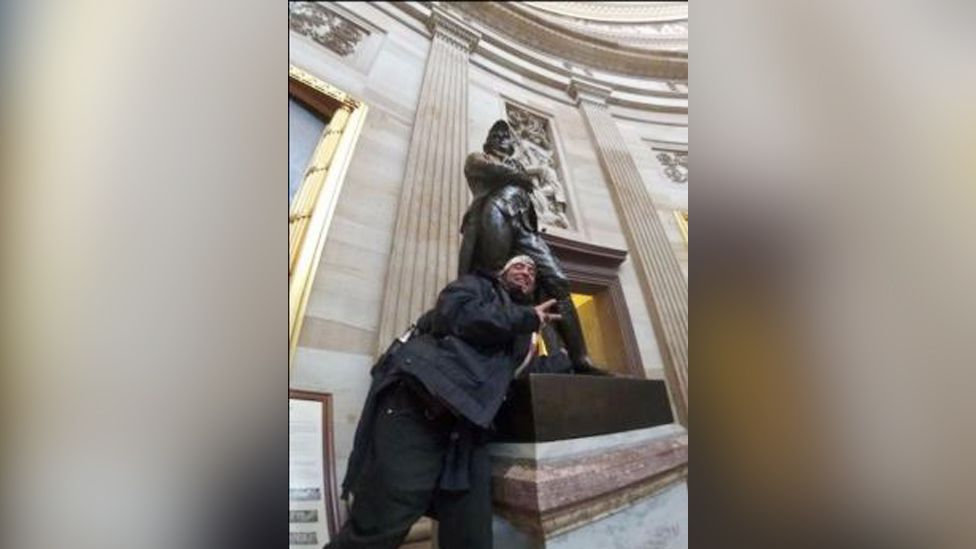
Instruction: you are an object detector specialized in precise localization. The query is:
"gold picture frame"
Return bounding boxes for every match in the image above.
[289,65,368,368]
[674,210,688,244]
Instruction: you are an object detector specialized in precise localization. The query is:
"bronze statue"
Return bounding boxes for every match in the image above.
[459,120,605,375]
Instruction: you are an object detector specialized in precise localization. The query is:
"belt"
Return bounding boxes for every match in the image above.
[389,377,455,424]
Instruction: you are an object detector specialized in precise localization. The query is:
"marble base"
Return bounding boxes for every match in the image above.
[493,481,687,549]
[489,424,687,547]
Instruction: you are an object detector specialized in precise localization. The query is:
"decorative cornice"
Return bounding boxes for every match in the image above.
[541,232,626,270]
[452,2,686,79]
[381,3,687,114]
[288,64,360,109]
[567,77,613,106]
[427,5,481,52]
[513,3,688,52]
[523,2,688,24]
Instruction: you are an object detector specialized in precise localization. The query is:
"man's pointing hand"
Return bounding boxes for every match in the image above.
[534,298,562,326]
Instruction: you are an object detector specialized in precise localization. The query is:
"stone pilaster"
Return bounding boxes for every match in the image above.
[377,8,480,352]
[568,78,689,425]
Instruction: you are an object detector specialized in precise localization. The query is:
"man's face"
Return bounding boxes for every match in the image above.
[503,261,536,296]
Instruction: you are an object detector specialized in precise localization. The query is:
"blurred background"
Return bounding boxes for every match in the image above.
[1,1,974,548]
[692,1,976,547]
[0,2,286,549]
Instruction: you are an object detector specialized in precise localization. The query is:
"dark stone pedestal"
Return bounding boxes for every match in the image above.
[488,374,687,547]
[493,373,674,442]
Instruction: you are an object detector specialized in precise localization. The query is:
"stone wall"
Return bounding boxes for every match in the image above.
[289,1,432,489]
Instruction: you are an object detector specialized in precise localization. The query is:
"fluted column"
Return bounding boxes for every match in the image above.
[377,8,480,352]
[569,78,689,425]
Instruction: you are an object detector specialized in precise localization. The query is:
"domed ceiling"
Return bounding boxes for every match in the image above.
[518,2,688,52]
[522,2,688,23]
[451,1,687,79]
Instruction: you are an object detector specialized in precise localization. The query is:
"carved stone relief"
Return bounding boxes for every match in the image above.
[655,150,688,185]
[289,2,367,58]
[505,104,572,229]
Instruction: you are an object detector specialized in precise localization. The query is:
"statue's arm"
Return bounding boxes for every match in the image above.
[464,152,534,191]
[434,275,539,347]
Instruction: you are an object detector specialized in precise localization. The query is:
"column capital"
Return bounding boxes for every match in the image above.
[567,77,613,106]
[428,5,481,52]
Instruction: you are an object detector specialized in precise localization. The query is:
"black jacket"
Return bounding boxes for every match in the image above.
[341,271,538,497]
[398,270,539,428]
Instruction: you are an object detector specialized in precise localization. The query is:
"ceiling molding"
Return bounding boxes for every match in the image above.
[522,2,688,24]
[381,2,687,114]
[450,2,687,80]
[511,3,687,52]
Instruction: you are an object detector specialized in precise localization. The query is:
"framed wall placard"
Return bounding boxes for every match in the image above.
[289,390,339,547]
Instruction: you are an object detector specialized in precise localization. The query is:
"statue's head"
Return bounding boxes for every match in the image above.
[484,119,517,157]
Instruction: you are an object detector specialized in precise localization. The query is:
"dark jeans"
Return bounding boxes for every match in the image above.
[325,383,493,549]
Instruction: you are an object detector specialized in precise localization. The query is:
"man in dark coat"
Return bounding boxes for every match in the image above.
[326,255,561,549]
[459,120,604,375]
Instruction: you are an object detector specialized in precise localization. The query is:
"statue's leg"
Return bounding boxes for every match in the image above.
[553,295,601,373]
[458,210,478,277]
[552,295,610,374]
[474,202,515,273]
[514,230,605,374]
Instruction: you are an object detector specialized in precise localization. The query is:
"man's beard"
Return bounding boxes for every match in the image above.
[503,280,535,303]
